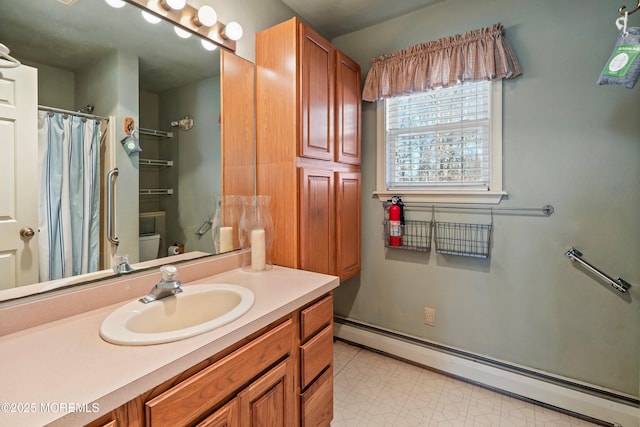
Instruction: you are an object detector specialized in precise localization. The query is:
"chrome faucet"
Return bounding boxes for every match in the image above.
[140,265,183,304]
[113,254,135,275]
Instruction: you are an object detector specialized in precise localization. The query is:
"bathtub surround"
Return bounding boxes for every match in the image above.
[331,0,640,423]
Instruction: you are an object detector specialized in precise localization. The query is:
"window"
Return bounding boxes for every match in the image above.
[376,80,506,204]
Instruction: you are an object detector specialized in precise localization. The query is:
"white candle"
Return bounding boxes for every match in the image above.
[250,228,266,271]
[220,226,233,253]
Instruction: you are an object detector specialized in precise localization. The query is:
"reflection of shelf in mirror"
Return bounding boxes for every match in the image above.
[139,211,166,218]
[139,127,173,138]
[139,189,174,196]
[140,158,173,167]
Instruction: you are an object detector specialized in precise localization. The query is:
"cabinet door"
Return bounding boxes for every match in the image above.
[238,358,295,427]
[299,24,335,161]
[197,399,239,427]
[145,320,293,426]
[335,52,361,165]
[299,168,336,275]
[336,171,361,281]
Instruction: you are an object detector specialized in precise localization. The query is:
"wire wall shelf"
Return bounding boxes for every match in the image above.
[139,188,174,196]
[140,158,174,167]
[382,219,433,252]
[139,127,174,138]
[381,201,552,257]
[433,221,492,258]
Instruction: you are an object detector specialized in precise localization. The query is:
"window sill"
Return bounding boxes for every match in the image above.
[373,190,507,205]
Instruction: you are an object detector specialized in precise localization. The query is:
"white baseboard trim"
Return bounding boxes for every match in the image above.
[334,321,639,427]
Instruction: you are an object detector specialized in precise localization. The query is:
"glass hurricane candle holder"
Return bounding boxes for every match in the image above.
[239,195,274,271]
[211,195,242,254]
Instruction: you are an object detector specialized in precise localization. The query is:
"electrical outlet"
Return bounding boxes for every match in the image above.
[424,307,436,326]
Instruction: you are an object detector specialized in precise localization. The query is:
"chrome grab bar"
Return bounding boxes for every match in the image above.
[565,247,630,293]
[195,218,213,236]
[107,168,120,246]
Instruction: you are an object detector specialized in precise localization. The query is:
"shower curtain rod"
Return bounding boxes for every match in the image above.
[38,105,110,122]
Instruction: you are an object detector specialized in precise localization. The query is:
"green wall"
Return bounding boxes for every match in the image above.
[159,75,221,255]
[332,0,640,396]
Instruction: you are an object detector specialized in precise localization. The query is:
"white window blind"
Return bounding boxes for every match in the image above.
[385,81,492,189]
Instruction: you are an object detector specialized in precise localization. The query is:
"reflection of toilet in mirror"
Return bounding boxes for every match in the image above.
[139,211,166,261]
[139,234,161,261]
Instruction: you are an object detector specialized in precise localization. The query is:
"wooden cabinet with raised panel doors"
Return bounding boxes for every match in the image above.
[85,293,336,427]
[256,17,361,282]
[299,294,334,426]
[144,319,294,427]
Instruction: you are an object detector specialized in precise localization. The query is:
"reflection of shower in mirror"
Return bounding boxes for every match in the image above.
[171,116,194,131]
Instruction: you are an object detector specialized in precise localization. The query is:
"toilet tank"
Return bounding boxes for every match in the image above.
[139,234,161,261]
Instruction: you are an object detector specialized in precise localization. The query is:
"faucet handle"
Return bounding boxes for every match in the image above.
[160,264,179,282]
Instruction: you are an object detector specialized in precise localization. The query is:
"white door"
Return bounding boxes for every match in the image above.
[0,64,39,289]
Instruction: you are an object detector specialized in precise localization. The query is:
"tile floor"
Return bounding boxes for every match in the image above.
[331,340,602,427]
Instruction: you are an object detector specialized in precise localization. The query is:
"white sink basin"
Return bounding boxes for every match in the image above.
[100,284,254,345]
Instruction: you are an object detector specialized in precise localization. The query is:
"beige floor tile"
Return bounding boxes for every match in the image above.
[332,341,602,427]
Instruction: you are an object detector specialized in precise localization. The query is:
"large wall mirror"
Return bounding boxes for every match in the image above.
[0,0,255,301]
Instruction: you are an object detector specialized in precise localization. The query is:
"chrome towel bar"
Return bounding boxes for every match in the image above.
[195,218,213,237]
[565,247,631,293]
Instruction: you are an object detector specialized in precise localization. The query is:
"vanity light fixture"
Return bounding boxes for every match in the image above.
[174,26,192,38]
[201,39,218,51]
[160,0,186,11]
[193,5,217,27]
[122,0,240,51]
[141,10,162,23]
[104,0,126,8]
[222,21,243,41]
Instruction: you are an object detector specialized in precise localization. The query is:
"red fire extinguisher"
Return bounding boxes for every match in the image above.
[388,196,403,246]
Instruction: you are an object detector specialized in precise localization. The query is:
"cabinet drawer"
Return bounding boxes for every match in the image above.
[300,325,333,389]
[146,319,293,427]
[300,295,333,342]
[301,366,333,427]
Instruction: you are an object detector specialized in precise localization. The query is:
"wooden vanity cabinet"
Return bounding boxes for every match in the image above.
[196,398,239,427]
[85,292,335,427]
[299,295,334,427]
[145,319,294,426]
[256,17,361,282]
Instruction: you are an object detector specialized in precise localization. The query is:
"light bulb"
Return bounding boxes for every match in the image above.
[223,21,243,41]
[201,39,218,51]
[104,0,126,8]
[141,11,162,24]
[162,0,186,10]
[174,26,192,39]
[195,5,217,27]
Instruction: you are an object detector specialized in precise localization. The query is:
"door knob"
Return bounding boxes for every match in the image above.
[20,227,35,239]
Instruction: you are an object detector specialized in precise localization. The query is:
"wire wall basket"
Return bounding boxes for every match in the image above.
[382,219,433,252]
[433,221,492,258]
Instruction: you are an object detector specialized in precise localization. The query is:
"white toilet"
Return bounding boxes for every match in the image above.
[139,234,161,261]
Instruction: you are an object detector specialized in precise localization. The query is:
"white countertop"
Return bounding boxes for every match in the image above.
[0,266,339,426]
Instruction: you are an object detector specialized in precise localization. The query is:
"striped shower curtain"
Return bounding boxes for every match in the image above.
[37,111,101,281]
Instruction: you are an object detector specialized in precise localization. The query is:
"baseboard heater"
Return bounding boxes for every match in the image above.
[334,316,639,427]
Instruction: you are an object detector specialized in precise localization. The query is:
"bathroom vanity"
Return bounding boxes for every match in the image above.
[0,253,338,426]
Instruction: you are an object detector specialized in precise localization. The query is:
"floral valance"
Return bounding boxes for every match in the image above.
[362,23,522,102]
